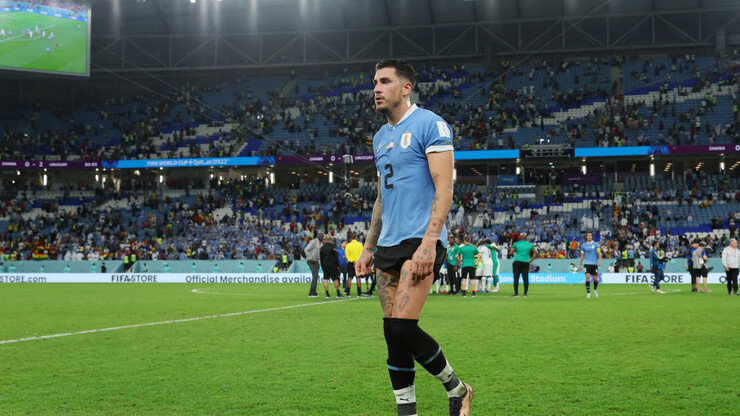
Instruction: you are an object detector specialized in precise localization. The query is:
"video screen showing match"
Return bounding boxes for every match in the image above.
[0,1,90,76]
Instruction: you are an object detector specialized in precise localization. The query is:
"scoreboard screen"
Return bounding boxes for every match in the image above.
[0,1,90,76]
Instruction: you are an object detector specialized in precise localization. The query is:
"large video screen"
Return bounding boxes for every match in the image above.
[0,1,90,76]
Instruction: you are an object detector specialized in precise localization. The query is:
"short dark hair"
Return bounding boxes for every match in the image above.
[375,59,416,88]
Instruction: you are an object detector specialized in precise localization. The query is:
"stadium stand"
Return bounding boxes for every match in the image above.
[1,53,739,271]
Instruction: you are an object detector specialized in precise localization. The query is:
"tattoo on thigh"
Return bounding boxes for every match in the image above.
[377,270,399,317]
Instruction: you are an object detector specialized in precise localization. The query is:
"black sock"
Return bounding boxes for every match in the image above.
[383,318,415,390]
[390,318,449,377]
[357,287,362,296]
[586,281,590,293]
[594,280,599,290]
[325,290,330,297]
[336,289,342,296]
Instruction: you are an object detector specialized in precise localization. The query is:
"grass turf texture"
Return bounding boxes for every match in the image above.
[0,11,87,75]
[0,284,737,415]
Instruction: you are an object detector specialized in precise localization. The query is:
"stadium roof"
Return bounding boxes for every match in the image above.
[94,0,740,35]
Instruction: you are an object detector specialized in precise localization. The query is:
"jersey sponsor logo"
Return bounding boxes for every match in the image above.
[385,142,395,150]
[400,132,412,149]
[436,121,451,138]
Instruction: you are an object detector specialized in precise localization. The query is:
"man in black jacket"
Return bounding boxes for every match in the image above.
[320,234,345,299]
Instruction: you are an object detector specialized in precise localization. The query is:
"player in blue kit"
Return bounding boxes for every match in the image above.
[355,60,473,416]
[578,231,602,299]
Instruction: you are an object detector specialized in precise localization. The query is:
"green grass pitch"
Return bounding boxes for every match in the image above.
[0,11,87,75]
[0,283,737,415]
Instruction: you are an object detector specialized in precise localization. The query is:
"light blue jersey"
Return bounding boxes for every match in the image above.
[581,241,600,265]
[374,105,454,247]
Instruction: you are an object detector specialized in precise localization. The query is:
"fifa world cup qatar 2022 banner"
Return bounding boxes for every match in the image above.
[0,272,730,284]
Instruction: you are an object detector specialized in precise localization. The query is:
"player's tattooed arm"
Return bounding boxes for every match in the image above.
[423,151,454,243]
[364,180,383,251]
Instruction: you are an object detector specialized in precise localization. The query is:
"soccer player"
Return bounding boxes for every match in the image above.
[478,239,494,293]
[320,234,344,298]
[578,231,602,298]
[490,241,501,292]
[435,261,447,294]
[345,232,365,297]
[459,235,479,297]
[721,238,739,295]
[649,241,667,294]
[355,59,473,416]
[0,29,5,37]
[509,233,537,297]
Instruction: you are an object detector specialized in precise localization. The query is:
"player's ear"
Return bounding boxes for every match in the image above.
[403,80,413,97]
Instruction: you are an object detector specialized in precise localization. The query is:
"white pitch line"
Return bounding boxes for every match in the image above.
[607,289,682,296]
[191,288,283,297]
[0,297,362,345]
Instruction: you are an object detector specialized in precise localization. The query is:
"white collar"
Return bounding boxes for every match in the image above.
[389,104,418,127]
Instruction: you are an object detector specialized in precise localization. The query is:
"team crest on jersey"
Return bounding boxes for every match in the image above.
[400,133,412,149]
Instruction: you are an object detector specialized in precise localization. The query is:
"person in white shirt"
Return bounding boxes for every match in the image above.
[721,239,739,295]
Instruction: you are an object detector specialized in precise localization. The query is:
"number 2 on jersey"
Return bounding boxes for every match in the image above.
[383,163,394,189]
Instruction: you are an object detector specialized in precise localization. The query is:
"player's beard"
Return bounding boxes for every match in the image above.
[374,104,390,116]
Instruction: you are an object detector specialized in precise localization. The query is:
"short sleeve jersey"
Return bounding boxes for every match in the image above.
[478,244,493,265]
[512,240,534,262]
[581,241,600,265]
[373,104,454,247]
[458,244,479,268]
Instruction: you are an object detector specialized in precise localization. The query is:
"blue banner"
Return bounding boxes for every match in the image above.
[498,273,585,284]
[455,150,520,160]
[103,157,264,169]
[575,147,650,157]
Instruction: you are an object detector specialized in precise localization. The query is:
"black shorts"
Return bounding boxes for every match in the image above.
[323,269,340,281]
[347,262,357,278]
[374,238,446,279]
[584,265,598,275]
[461,266,478,280]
